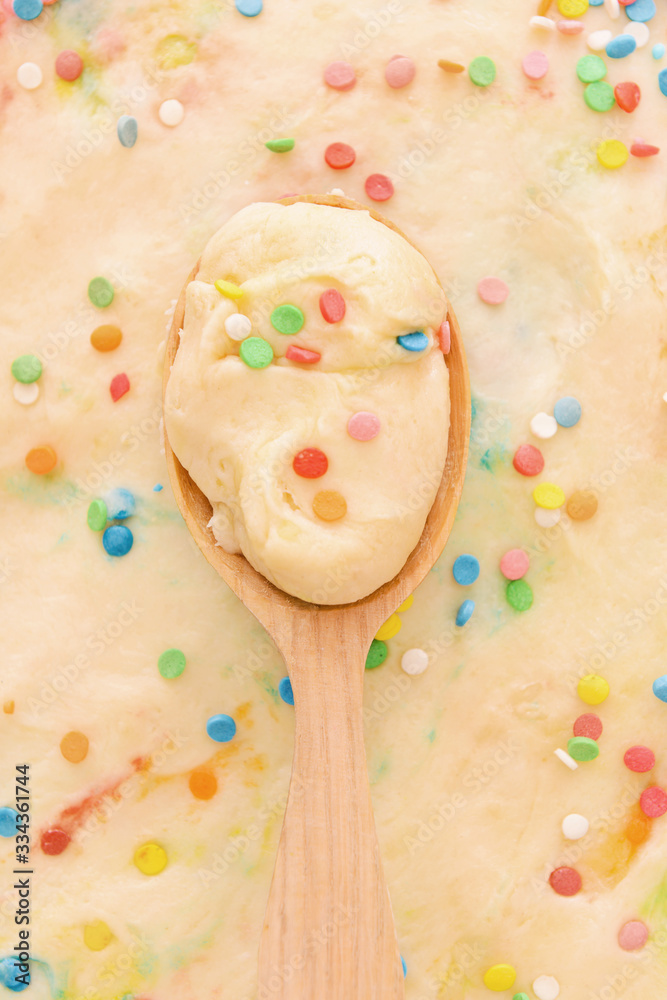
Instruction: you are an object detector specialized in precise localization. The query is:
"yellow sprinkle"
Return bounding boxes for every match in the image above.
[214,279,244,299]
[438,59,465,73]
[375,613,402,641]
[533,482,565,509]
[83,919,113,951]
[557,0,588,15]
[483,964,517,991]
[597,140,629,170]
[538,0,551,13]
[578,674,610,706]
[133,842,167,876]
[397,594,414,612]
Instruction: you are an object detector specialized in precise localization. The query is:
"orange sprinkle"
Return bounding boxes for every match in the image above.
[60,731,89,763]
[90,325,123,352]
[25,445,57,475]
[438,59,465,73]
[3,701,14,714]
[312,490,347,522]
[189,770,217,800]
[626,815,651,846]
[538,0,551,13]
[567,490,598,521]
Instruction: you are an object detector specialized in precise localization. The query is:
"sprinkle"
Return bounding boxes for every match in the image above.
[530,15,557,28]
[385,54,416,89]
[585,81,616,111]
[553,397,581,426]
[604,0,620,14]
[102,524,133,557]
[189,770,217,799]
[598,139,629,168]
[110,372,130,401]
[60,731,89,763]
[577,55,607,83]
[153,483,163,492]
[397,595,413,611]
[158,648,186,679]
[117,115,138,147]
[11,354,42,384]
[365,173,394,201]
[532,976,560,1000]
[612,84,640,112]
[558,0,588,12]
[558,19,585,33]
[500,549,530,580]
[549,866,582,896]
[55,50,84,82]
[513,444,545,477]
[105,487,135,519]
[235,0,262,14]
[535,504,561,525]
[271,304,304,334]
[618,920,649,951]
[625,815,650,844]
[577,673,609,705]
[324,61,356,91]
[468,56,496,87]
[240,338,273,368]
[438,59,465,73]
[397,332,428,352]
[483,965,517,991]
[83,920,113,951]
[88,276,114,308]
[625,21,650,46]
[319,288,346,322]
[347,412,380,441]
[659,70,667,97]
[313,490,347,522]
[624,746,655,773]
[16,62,43,89]
[513,995,530,1000]
[566,490,598,521]
[530,412,558,439]
[506,579,533,611]
[91,324,122,351]
[293,448,328,479]
[631,141,659,157]
[538,0,552,13]
[587,30,613,50]
[158,99,184,127]
[438,320,451,354]
[477,276,509,304]
[13,383,39,405]
[573,713,603,739]
[401,956,407,978]
[324,142,356,170]
[134,842,167,875]
[652,675,667,701]
[26,445,57,475]
[225,314,252,341]
[286,345,321,364]
[278,676,294,705]
[640,787,667,818]
[452,554,480,585]
[606,35,637,58]
[0,809,18,838]
[13,0,42,20]
[366,639,388,670]
[555,747,579,770]
[215,279,244,299]
[401,648,429,675]
[375,614,402,642]
[568,736,600,761]
[522,51,549,80]
[0,956,29,992]
[533,482,565,508]
[456,599,475,626]
[41,828,70,855]
[206,714,236,742]
[562,813,589,839]
[3,702,14,714]
[265,138,295,153]
[653,43,666,59]
[625,0,656,22]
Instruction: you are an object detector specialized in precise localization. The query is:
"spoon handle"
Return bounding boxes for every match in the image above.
[258,619,404,1000]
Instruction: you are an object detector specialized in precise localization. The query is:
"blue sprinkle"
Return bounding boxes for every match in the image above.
[206,713,236,742]
[102,525,134,557]
[0,808,18,838]
[606,35,637,59]
[653,43,666,60]
[589,0,603,4]
[12,0,42,19]
[278,677,294,706]
[397,332,428,352]
[452,554,480,586]
[105,488,136,520]
[153,484,163,492]
[660,69,667,97]
[625,0,656,21]
[235,0,262,15]
[455,600,475,627]
[653,676,667,702]
[401,956,407,978]
[553,396,582,428]
[117,115,138,148]
[0,957,29,992]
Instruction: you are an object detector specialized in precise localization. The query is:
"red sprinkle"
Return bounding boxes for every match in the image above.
[319,288,346,323]
[364,174,394,202]
[324,142,356,170]
[323,61,356,91]
[285,345,321,364]
[573,713,603,740]
[614,82,640,113]
[110,373,130,401]
[640,787,667,819]
[41,828,71,855]
[55,50,84,82]
[293,448,328,479]
[513,444,545,477]
[631,142,660,158]
[438,320,451,355]
[624,746,656,774]
[549,866,582,897]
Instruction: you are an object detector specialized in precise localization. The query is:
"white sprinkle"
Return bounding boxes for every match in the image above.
[158,99,184,127]
[224,313,252,341]
[17,62,43,90]
[535,506,561,528]
[329,188,345,196]
[663,391,667,404]
[554,748,578,771]
[587,29,613,51]
[530,412,558,439]
[13,381,39,405]
[533,975,560,1000]
[529,15,556,30]
[562,813,589,840]
[625,21,650,48]
[604,0,620,19]
[401,648,429,676]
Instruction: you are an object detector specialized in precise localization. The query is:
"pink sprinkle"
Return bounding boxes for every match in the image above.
[522,51,549,81]
[477,276,509,305]
[110,373,130,401]
[319,288,346,323]
[624,746,656,774]
[55,50,84,82]
[347,411,380,442]
[512,444,544,477]
[324,61,356,91]
[365,173,394,202]
[384,54,416,89]
[438,320,451,355]
[500,549,530,581]
[618,920,649,952]
[631,142,660,158]
[573,713,603,740]
[285,345,321,364]
[557,19,585,34]
[640,787,667,819]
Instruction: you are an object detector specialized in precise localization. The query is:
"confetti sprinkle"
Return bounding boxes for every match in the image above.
[60,731,89,763]
[549,866,582,896]
[83,920,113,951]
[577,674,609,705]
[456,599,475,626]
[533,482,565,508]
[468,56,496,87]
[13,383,39,405]
[375,613,402,641]
[500,549,529,580]
[324,61,356,91]
[385,54,416,89]
[366,639,388,670]
[483,965,517,991]
[134,842,168,875]
[640,787,667,818]
[625,0,656,22]
[624,746,655,773]
[631,141,659,157]
[88,277,115,308]
[158,649,186,679]
[397,595,413,611]
[324,142,356,170]
[278,676,294,705]
[438,59,465,73]
[26,445,57,475]
[573,713,603,739]
[653,43,666,59]
[102,525,133,557]
[577,55,607,83]
[477,276,509,304]
[513,444,545,477]
[0,956,29,992]
[117,115,138,147]
[530,412,558,439]
[286,345,321,364]
[597,139,629,168]
[87,498,107,531]
[265,138,295,152]
[319,288,346,322]
[293,448,328,479]
[553,396,581,426]
[522,50,549,80]
[225,314,251,341]
[55,50,84,82]
[562,813,589,839]
[215,279,243,299]
[271,304,305,334]
[438,320,451,354]
[585,82,616,112]
[506,579,533,611]
[13,0,43,20]
[189,770,217,799]
[659,70,667,97]
[533,976,560,1000]
[240,338,273,368]
[235,0,263,14]
[16,62,42,89]
[618,920,649,951]
[0,809,18,838]
[554,747,579,770]
[11,354,42,384]
[158,99,185,127]
[652,675,667,701]
[91,324,122,351]
[365,174,394,202]
[614,82,641,111]
[41,828,70,855]
[401,648,429,675]
[530,15,557,29]
[347,411,380,441]
[587,30,613,50]
[110,372,130,401]
[397,332,428,352]
[452,554,480,585]
[566,490,598,521]
[567,736,600,761]
[558,19,585,33]
[625,21,650,46]
[558,0,588,12]
[606,35,637,58]
[206,714,237,743]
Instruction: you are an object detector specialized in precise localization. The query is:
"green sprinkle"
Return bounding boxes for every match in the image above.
[11,354,42,384]
[87,498,108,532]
[468,56,496,87]
[158,648,186,679]
[270,304,304,335]
[506,579,533,612]
[567,736,600,762]
[239,336,273,369]
[265,138,295,153]
[584,81,616,112]
[576,55,607,84]
[513,995,530,1000]
[365,639,388,670]
[88,276,115,308]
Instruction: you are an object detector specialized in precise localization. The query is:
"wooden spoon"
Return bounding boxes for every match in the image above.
[162,194,470,1000]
